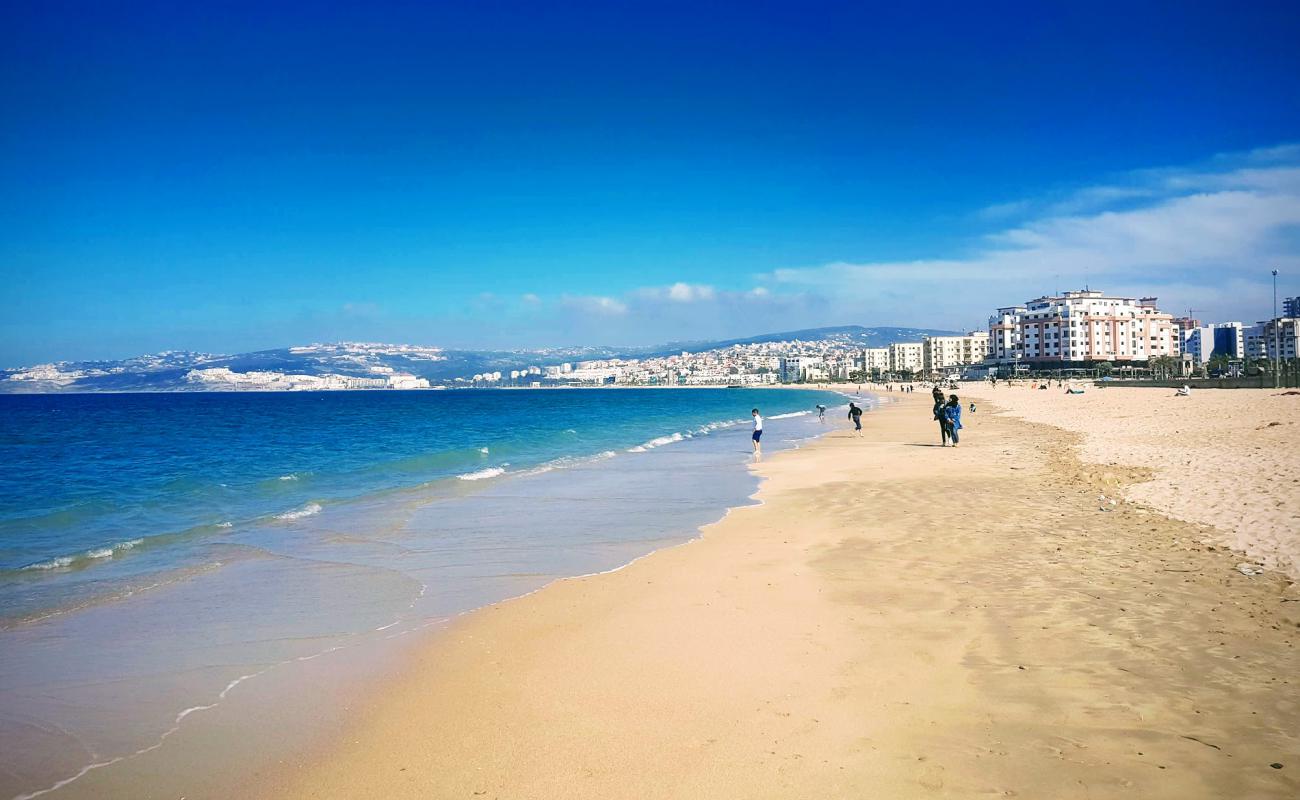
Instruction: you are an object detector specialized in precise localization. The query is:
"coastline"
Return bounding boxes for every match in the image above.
[6,390,848,800]
[253,393,1297,799]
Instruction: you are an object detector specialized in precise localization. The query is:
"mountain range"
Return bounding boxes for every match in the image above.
[0,325,959,393]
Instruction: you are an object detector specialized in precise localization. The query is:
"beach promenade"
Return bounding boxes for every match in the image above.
[261,393,1298,799]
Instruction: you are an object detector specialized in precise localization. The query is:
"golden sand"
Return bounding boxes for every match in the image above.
[962,384,1300,578]
[254,392,1298,799]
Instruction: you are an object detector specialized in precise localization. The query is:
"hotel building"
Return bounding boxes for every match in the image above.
[987,290,1178,367]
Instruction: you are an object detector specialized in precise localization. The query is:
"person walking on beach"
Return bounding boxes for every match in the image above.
[751,408,763,459]
[933,392,950,445]
[943,394,963,447]
[847,402,863,435]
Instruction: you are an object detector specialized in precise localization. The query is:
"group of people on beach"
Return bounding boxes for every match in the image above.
[931,385,964,446]
[753,387,960,458]
[751,399,864,460]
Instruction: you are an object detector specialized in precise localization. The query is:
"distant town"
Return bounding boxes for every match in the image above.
[4,290,1297,392]
[460,289,1300,387]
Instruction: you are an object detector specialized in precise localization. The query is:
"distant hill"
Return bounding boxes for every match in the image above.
[0,326,963,393]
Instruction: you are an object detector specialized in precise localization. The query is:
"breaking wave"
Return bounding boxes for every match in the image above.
[273,502,322,521]
[21,538,145,571]
[457,467,506,481]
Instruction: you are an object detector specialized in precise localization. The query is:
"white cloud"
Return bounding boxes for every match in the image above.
[561,294,628,316]
[767,147,1300,326]
[666,282,715,302]
[507,144,1300,344]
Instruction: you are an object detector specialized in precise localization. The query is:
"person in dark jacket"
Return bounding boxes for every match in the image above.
[847,402,863,435]
[933,394,950,445]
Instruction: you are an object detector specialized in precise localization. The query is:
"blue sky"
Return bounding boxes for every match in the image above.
[3,1,1300,366]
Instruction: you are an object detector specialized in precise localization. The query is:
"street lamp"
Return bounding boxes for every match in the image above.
[1274,269,1280,388]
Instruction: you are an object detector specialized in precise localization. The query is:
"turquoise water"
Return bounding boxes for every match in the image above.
[0,387,858,798]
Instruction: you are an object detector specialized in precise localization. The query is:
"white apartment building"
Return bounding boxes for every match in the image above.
[986,290,1177,366]
[1260,318,1299,360]
[862,348,890,374]
[922,332,990,374]
[1244,325,1269,361]
[887,342,924,374]
[1182,327,1215,366]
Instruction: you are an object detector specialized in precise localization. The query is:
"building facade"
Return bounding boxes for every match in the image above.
[886,342,924,374]
[922,332,990,374]
[1260,317,1299,361]
[862,348,890,374]
[986,290,1177,367]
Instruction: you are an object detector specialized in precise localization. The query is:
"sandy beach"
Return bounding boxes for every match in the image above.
[961,384,1300,579]
[247,390,1298,800]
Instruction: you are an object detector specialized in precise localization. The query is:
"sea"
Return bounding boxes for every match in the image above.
[0,387,862,799]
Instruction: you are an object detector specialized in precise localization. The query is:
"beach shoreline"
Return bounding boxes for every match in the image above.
[249,392,1297,800]
[6,389,849,800]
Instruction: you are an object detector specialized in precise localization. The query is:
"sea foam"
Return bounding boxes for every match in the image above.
[628,431,689,453]
[274,503,322,521]
[457,467,506,481]
[22,539,145,571]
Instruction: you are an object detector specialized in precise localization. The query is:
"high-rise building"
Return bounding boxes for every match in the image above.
[1283,297,1300,319]
[1261,317,1299,360]
[986,290,1177,366]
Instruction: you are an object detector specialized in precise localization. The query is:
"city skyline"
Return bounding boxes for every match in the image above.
[4,2,1300,367]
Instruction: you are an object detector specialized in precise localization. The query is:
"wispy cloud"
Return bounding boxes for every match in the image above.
[482,144,1300,346]
[561,294,628,316]
[769,144,1300,326]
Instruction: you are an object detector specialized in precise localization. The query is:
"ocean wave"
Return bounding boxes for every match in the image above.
[690,418,745,435]
[273,502,322,521]
[628,431,688,452]
[21,538,145,572]
[457,467,506,481]
[769,410,812,419]
[478,447,490,454]
[277,474,298,481]
[520,450,618,476]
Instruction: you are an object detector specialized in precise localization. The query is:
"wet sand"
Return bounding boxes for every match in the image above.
[258,393,1298,799]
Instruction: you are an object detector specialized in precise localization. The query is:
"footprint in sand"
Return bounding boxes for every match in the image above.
[917,762,946,790]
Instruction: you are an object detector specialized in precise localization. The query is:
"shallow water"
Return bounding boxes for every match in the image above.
[0,388,863,798]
